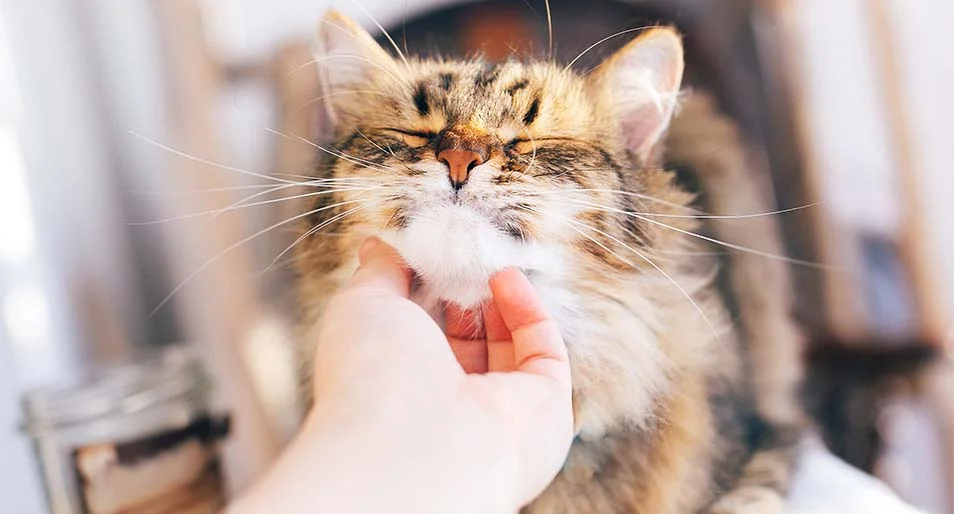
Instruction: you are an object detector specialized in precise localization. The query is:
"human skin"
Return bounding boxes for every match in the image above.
[228,237,574,514]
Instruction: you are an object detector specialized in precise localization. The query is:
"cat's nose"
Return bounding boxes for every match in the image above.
[438,148,484,190]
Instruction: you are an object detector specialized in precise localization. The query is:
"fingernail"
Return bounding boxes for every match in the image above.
[490,266,520,284]
[358,236,380,264]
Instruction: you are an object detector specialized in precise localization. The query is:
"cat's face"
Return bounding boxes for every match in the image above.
[304,11,687,310]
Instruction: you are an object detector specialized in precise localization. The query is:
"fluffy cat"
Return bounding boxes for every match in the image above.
[294,10,805,513]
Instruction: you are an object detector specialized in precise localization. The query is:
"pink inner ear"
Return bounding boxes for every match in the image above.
[604,32,684,158]
[621,106,670,158]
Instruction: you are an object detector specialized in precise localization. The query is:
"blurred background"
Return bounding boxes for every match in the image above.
[0,0,951,512]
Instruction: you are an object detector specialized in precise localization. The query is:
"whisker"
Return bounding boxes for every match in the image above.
[522,204,724,345]
[148,197,377,317]
[402,0,409,56]
[357,129,401,160]
[293,53,404,88]
[258,124,394,173]
[564,26,653,72]
[130,186,380,225]
[259,203,371,277]
[266,124,392,171]
[375,206,401,237]
[318,19,409,85]
[519,187,705,213]
[517,128,539,180]
[272,175,378,185]
[129,131,297,184]
[519,0,543,23]
[225,81,396,175]
[545,194,820,220]
[560,198,835,269]
[227,83,396,180]
[212,183,384,218]
[290,90,396,118]
[505,42,528,59]
[133,177,377,198]
[133,183,297,197]
[209,175,384,217]
[355,2,409,67]
[544,0,554,60]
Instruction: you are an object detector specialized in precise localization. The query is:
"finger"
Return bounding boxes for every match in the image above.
[344,237,412,298]
[444,302,485,340]
[482,300,515,372]
[447,337,488,374]
[489,268,569,388]
[445,303,488,373]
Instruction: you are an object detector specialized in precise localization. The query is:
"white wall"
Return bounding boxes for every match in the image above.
[888,0,954,337]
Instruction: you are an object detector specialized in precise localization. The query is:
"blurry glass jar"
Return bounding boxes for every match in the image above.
[20,345,230,514]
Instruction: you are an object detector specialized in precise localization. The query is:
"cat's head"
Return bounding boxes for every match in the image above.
[304,10,690,309]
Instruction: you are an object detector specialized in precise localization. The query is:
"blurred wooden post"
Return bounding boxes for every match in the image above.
[755,0,866,340]
[150,0,283,496]
[865,5,953,508]
[865,0,947,344]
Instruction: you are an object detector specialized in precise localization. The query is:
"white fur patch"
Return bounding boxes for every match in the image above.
[387,205,514,308]
[381,204,565,312]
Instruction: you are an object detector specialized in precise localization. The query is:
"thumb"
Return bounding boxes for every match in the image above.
[489,268,570,391]
[343,237,412,298]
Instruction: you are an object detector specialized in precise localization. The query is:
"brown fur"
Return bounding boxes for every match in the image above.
[293,11,805,513]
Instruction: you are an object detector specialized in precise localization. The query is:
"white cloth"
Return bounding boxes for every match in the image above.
[787,437,926,514]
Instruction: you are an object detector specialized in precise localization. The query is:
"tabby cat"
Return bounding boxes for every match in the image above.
[294,10,806,513]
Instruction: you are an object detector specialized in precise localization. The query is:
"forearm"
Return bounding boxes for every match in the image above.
[227,410,515,514]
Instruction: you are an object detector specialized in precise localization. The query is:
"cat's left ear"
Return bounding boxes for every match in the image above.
[588,27,684,160]
[314,10,398,124]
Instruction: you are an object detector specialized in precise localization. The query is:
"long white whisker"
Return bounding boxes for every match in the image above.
[562,199,834,269]
[259,203,371,276]
[318,19,409,85]
[520,187,705,213]
[519,0,542,22]
[134,183,294,197]
[516,128,539,180]
[290,90,395,117]
[544,0,553,59]
[402,0,410,56]
[149,198,374,317]
[130,186,379,225]
[130,131,297,184]
[210,176,382,218]
[274,175,377,184]
[356,2,409,67]
[564,27,652,72]
[213,183,384,218]
[132,177,376,197]
[526,206,724,345]
[357,129,400,160]
[259,124,394,173]
[550,195,820,220]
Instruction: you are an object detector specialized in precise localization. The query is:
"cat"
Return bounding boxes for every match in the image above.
[293,10,806,513]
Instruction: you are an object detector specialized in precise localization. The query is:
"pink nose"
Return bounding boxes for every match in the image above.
[438,148,484,190]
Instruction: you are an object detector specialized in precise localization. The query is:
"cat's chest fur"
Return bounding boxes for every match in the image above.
[401,243,718,442]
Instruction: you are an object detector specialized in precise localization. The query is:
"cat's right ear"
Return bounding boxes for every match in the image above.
[314,10,397,124]
[586,27,684,161]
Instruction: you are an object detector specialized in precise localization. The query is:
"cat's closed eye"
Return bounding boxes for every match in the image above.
[509,139,536,154]
[382,129,434,149]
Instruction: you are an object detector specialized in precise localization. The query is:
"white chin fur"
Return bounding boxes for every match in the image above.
[383,205,521,309]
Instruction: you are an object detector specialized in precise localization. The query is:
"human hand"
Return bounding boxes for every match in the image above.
[230,237,573,514]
